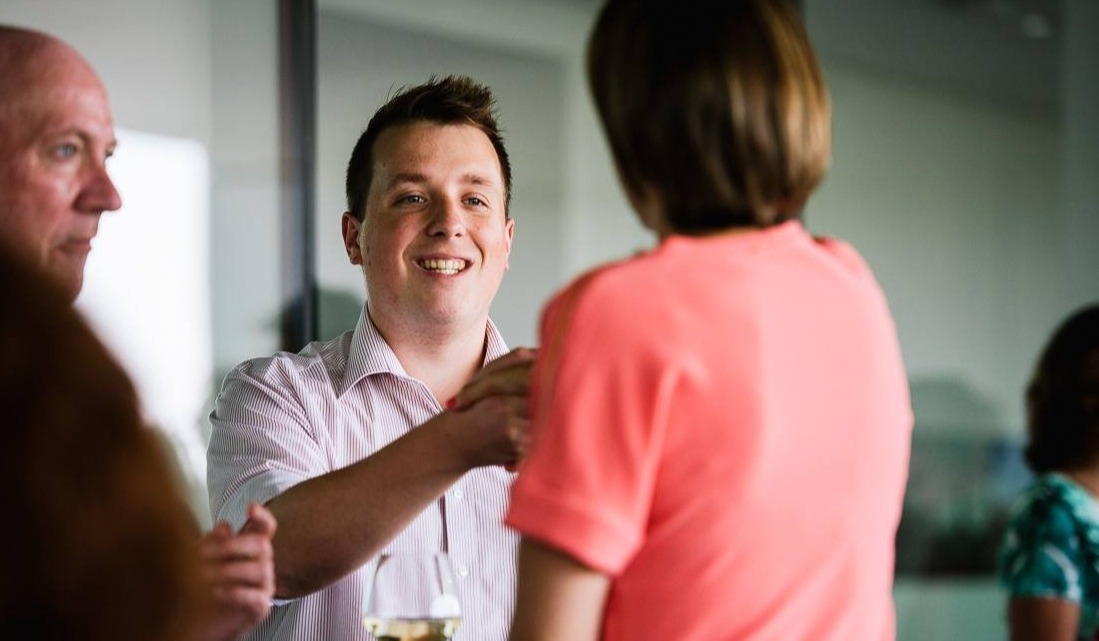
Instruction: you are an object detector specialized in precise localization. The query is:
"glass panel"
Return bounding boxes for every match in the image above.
[805,1,1098,639]
[1,0,284,528]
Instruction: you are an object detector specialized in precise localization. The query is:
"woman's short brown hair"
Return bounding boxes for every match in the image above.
[587,0,831,232]
[0,245,202,641]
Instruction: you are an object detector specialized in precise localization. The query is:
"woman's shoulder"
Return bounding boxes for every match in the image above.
[1006,474,1097,543]
[999,474,1099,603]
[544,250,664,317]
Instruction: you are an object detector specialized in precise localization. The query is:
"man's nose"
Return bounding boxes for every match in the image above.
[427,199,465,237]
[77,162,123,213]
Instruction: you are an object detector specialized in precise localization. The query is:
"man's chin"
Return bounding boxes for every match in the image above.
[46,258,86,303]
[56,273,84,303]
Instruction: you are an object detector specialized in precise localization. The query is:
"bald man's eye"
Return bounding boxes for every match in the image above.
[51,143,79,160]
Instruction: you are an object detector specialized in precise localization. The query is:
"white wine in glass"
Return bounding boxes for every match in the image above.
[362,552,462,641]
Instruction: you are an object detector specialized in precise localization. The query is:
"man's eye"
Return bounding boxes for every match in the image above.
[466,197,485,207]
[53,143,79,159]
[398,195,426,205]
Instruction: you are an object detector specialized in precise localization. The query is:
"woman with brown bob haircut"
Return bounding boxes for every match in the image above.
[587,0,830,232]
[506,1,912,640]
[0,244,203,641]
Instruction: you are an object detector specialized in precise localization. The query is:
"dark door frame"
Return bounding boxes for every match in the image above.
[278,0,317,352]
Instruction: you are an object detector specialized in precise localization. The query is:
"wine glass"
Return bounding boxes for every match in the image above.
[362,552,462,641]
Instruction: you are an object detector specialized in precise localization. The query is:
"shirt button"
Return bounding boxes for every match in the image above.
[453,489,464,500]
[457,564,470,577]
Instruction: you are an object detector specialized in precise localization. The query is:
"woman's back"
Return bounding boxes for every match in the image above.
[510,221,912,640]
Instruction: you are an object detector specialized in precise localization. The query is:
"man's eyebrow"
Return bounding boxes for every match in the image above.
[461,173,498,187]
[386,172,429,187]
[53,127,117,146]
[385,172,501,189]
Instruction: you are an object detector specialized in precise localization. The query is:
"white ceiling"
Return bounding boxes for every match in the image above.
[323,0,1065,119]
[517,0,1064,118]
[808,0,1062,119]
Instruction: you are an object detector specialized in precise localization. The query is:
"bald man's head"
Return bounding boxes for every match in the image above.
[0,26,122,300]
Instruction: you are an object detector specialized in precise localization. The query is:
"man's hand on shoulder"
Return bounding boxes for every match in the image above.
[444,347,537,470]
[196,502,277,641]
[449,347,537,411]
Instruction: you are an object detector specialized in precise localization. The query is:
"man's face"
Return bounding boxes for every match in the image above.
[342,122,514,334]
[0,59,122,299]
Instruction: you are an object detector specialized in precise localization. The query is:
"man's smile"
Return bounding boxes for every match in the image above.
[416,257,470,275]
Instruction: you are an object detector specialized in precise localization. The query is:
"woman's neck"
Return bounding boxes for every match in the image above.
[1064,468,1099,498]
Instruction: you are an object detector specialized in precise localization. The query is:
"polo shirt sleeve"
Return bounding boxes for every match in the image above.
[506,272,669,576]
[999,493,1085,603]
[207,356,327,531]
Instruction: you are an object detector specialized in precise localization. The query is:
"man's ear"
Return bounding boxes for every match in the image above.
[342,212,363,265]
[504,217,515,270]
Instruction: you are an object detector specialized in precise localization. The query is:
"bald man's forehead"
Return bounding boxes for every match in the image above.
[0,26,64,86]
[0,82,112,148]
[0,27,104,97]
[0,30,112,138]
[0,24,57,57]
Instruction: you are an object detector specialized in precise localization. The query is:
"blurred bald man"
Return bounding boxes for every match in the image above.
[0,24,277,641]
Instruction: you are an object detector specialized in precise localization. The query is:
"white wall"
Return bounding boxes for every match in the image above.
[208,0,282,382]
[1063,0,1099,306]
[811,62,1065,438]
[0,0,213,142]
[77,129,213,523]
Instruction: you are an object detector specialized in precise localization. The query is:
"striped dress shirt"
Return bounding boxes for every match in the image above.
[207,306,519,641]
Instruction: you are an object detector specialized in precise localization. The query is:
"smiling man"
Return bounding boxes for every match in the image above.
[207,75,534,641]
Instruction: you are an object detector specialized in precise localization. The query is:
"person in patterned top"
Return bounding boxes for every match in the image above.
[1000,303,1099,641]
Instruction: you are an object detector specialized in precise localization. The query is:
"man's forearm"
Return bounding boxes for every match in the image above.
[266,413,469,598]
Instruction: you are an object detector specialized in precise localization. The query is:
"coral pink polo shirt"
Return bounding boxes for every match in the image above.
[507,221,912,641]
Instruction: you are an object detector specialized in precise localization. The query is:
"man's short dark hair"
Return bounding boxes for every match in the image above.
[344,74,512,221]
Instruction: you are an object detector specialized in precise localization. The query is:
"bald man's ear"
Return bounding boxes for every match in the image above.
[341,212,363,266]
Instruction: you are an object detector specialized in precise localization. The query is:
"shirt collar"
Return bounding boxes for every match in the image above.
[337,304,509,398]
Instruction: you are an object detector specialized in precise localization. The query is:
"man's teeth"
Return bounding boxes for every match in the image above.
[419,259,466,275]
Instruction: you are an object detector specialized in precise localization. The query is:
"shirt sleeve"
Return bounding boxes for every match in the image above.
[206,356,328,531]
[999,494,1085,603]
[506,273,671,576]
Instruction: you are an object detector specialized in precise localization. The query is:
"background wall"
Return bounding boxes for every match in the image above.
[815,63,1063,436]
[3,1,1096,638]
[0,0,213,140]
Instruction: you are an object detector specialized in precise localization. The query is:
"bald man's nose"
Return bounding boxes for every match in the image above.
[78,164,122,213]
